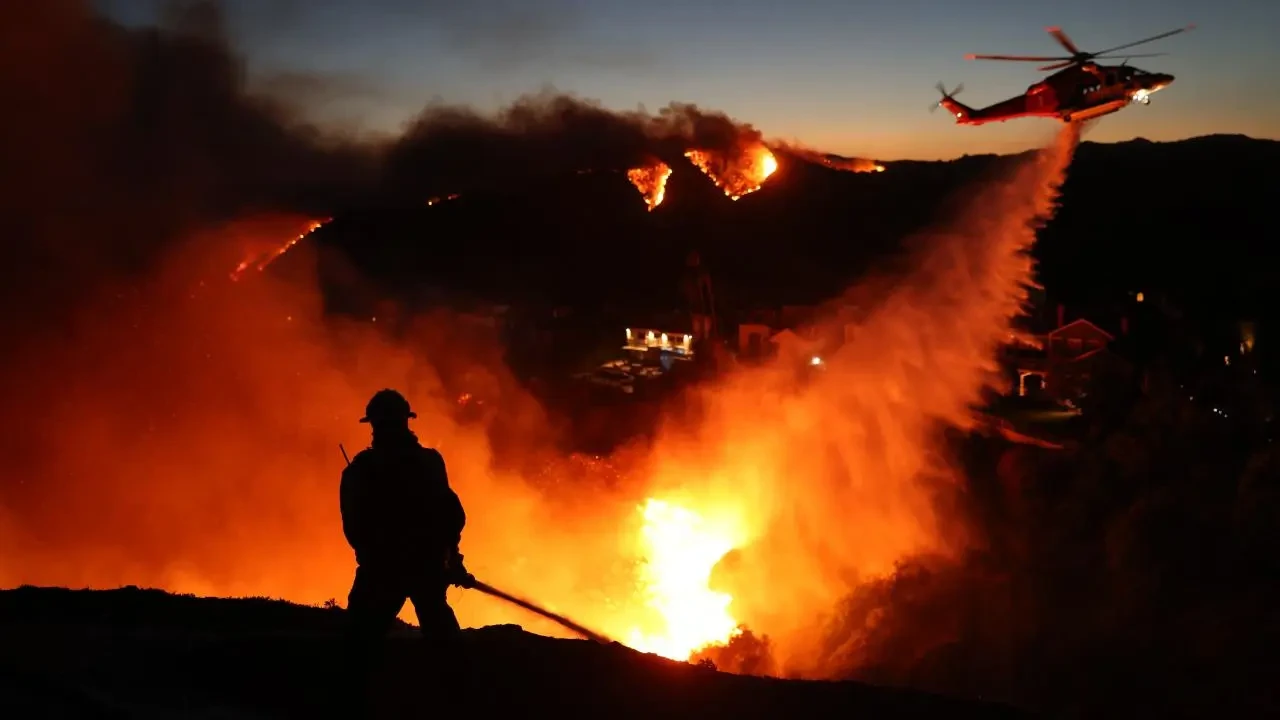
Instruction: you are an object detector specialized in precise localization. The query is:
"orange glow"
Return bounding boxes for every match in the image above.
[685,144,778,200]
[0,126,1081,678]
[427,193,461,206]
[627,161,672,211]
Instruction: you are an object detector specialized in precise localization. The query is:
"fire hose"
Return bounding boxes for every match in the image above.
[466,579,614,645]
[340,445,614,645]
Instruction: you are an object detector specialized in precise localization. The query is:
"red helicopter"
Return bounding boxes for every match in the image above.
[933,24,1195,125]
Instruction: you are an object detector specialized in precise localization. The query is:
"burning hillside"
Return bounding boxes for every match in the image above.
[1,0,1102,706]
[627,161,672,211]
[685,145,779,200]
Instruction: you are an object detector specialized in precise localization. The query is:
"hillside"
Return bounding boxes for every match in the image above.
[0,586,1026,719]
[291,134,1280,319]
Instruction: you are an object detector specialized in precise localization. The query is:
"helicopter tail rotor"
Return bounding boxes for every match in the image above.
[929,82,964,113]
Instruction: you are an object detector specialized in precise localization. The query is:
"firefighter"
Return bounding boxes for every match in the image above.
[339,389,475,709]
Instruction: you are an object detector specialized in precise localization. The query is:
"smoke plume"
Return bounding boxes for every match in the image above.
[383,92,774,200]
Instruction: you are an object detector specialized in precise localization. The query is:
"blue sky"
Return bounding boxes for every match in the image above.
[100,0,1279,160]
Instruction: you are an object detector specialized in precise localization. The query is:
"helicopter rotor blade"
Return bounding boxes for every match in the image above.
[1091,24,1195,56]
[966,53,1071,62]
[1092,52,1168,59]
[1045,26,1082,56]
[1038,61,1076,71]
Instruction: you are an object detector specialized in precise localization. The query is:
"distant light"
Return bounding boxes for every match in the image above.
[810,356,823,366]
[1135,292,1144,303]
[1224,355,1230,366]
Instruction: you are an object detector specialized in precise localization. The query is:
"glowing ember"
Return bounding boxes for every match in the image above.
[627,161,672,211]
[685,145,778,200]
[626,498,745,660]
[229,218,329,281]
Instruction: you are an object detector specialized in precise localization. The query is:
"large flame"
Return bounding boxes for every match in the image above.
[0,126,1080,680]
[625,498,748,659]
[685,144,778,200]
[627,161,672,211]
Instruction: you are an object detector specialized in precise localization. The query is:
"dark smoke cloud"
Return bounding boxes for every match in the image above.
[0,0,377,337]
[122,0,656,72]
[252,70,390,116]
[384,91,768,199]
[412,0,657,72]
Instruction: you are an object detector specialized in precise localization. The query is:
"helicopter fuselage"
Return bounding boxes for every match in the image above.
[940,24,1189,126]
[939,64,1175,125]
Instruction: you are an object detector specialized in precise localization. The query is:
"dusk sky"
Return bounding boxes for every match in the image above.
[100,0,1279,160]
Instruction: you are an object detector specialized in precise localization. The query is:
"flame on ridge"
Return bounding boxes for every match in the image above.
[627,161,673,211]
[817,157,885,173]
[427,193,461,206]
[685,145,778,200]
[229,218,329,281]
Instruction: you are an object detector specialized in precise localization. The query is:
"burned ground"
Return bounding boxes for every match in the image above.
[0,586,1024,719]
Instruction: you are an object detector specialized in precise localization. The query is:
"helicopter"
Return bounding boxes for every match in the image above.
[932,24,1195,125]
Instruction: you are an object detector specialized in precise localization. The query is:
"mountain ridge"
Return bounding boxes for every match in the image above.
[288,132,1277,324]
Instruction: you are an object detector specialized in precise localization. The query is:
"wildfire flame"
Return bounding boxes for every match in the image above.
[627,161,672,211]
[769,144,884,174]
[427,193,461,206]
[229,218,330,281]
[812,154,885,173]
[685,145,778,200]
[626,498,747,659]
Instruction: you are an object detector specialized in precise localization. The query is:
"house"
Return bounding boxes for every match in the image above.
[770,327,824,363]
[734,302,862,365]
[1005,307,1133,403]
[1043,319,1130,401]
